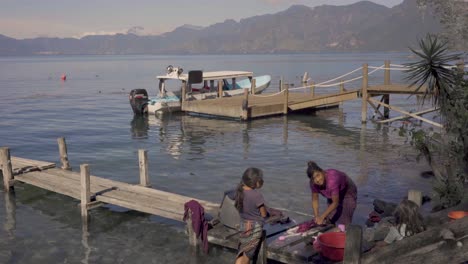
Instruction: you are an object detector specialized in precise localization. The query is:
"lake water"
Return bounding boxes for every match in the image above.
[0,53,433,263]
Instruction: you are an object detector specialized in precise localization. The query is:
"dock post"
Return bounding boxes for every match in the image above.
[257,230,267,264]
[181,81,187,103]
[383,60,391,119]
[283,84,289,114]
[310,80,315,97]
[340,80,345,107]
[344,225,362,264]
[408,189,422,207]
[302,72,309,87]
[138,149,150,187]
[0,147,14,192]
[361,64,369,123]
[80,164,91,222]
[242,88,249,120]
[217,80,223,98]
[186,209,200,249]
[279,78,283,92]
[57,137,71,170]
[251,78,256,95]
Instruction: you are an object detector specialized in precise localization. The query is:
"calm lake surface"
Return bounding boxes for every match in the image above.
[0,53,433,263]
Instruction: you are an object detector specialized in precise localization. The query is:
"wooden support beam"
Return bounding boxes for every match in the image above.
[368,98,443,128]
[377,107,439,124]
[367,99,385,119]
[383,60,391,118]
[242,88,249,120]
[339,81,344,107]
[344,225,362,264]
[310,80,315,97]
[181,81,187,103]
[80,164,91,221]
[408,189,422,207]
[186,209,200,247]
[361,64,369,123]
[279,78,283,92]
[257,230,268,264]
[251,78,256,95]
[138,149,150,187]
[283,84,289,114]
[57,137,71,170]
[217,80,223,98]
[1,147,14,192]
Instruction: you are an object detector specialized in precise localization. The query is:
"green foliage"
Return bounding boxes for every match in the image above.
[402,34,467,209]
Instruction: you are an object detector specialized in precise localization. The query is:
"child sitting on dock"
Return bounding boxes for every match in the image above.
[234,167,268,264]
[365,199,425,250]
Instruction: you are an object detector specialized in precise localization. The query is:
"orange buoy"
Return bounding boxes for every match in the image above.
[61,74,67,81]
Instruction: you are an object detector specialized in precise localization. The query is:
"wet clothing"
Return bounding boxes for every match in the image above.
[237,189,266,259]
[183,200,209,253]
[310,169,357,225]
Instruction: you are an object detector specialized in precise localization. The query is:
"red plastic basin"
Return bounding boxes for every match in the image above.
[317,232,346,261]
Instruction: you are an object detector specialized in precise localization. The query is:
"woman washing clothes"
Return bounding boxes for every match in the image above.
[306,161,358,226]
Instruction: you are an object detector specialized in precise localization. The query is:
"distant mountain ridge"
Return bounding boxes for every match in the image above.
[0,0,441,55]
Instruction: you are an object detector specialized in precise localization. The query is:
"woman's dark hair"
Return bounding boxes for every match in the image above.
[306,161,323,179]
[235,167,264,213]
[394,199,425,236]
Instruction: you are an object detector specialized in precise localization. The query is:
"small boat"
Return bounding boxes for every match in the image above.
[129,66,271,115]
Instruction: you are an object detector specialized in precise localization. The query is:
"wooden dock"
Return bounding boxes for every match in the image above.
[181,61,439,128]
[1,142,339,264]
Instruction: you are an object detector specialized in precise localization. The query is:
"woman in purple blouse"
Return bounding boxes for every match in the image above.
[307,161,357,226]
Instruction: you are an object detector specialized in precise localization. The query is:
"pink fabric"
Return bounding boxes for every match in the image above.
[310,169,355,199]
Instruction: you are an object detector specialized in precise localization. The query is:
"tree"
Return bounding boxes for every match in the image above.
[417,0,468,50]
[404,34,467,208]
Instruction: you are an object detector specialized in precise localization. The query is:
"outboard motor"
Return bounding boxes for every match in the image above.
[129,89,149,115]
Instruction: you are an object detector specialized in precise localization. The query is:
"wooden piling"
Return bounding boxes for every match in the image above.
[218,80,223,98]
[408,189,422,207]
[0,147,14,192]
[138,149,150,187]
[279,78,283,92]
[80,164,91,221]
[251,78,256,95]
[344,225,362,264]
[57,137,71,170]
[383,60,390,118]
[186,210,200,248]
[242,88,249,120]
[361,63,369,123]
[283,84,289,114]
[257,230,267,264]
[339,80,345,107]
[181,81,187,103]
[310,80,315,97]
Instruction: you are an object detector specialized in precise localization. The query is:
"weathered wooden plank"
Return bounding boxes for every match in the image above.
[11,157,56,170]
[368,84,427,94]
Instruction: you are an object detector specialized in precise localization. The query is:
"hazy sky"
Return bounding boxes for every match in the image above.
[1,0,404,39]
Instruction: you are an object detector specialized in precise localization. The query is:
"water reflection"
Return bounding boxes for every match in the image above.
[358,123,369,185]
[3,192,16,237]
[130,116,149,139]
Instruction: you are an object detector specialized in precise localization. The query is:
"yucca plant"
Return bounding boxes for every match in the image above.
[403,34,467,208]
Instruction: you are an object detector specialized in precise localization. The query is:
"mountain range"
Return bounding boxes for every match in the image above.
[0,0,441,56]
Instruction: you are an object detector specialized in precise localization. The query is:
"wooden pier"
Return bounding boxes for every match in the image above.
[181,61,440,128]
[1,140,339,264]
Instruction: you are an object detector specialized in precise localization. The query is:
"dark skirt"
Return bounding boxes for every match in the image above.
[237,220,264,259]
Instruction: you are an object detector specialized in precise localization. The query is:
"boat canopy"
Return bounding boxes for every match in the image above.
[156,71,253,82]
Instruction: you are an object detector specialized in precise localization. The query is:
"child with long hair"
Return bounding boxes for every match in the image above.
[235,167,267,264]
[383,199,425,244]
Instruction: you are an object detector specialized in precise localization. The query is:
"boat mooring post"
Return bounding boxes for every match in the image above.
[57,137,71,170]
[80,164,91,222]
[242,88,249,120]
[361,63,369,123]
[279,78,283,92]
[0,147,14,192]
[138,149,150,187]
[218,80,223,98]
[283,84,289,114]
[251,78,256,95]
[383,60,391,118]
